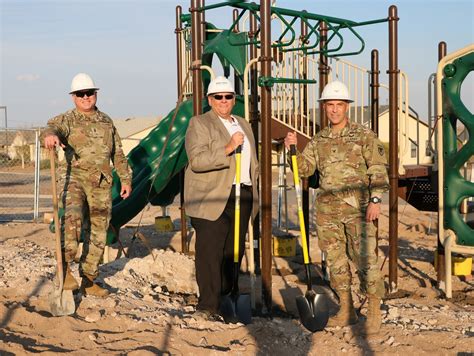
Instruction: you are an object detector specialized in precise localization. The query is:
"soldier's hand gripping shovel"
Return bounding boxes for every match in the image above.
[48,148,75,316]
[220,145,252,324]
[290,145,329,332]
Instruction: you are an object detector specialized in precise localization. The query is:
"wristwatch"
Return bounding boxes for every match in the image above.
[369,196,382,204]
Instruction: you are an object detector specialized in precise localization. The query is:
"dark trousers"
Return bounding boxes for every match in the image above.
[191,185,253,313]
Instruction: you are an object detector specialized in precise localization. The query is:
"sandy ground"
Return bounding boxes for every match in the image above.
[1,190,473,355]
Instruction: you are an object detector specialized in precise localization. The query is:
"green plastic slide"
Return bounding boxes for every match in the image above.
[106,98,194,243]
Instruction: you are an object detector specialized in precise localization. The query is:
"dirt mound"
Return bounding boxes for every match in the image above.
[1,199,473,354]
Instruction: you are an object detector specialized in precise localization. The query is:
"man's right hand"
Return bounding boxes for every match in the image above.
[44,135,64,149]
[284,131,297,150]
[225,131,245,155]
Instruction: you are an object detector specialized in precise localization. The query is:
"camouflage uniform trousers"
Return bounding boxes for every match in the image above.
[60,168,112,278]
[316,193,385,298]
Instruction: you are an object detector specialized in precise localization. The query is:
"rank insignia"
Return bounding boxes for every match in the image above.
[378,145,385,156]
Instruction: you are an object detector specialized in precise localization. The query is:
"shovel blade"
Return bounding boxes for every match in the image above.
[233,293,252,325]
[220,293,252,325]
[48,288,75,316]
[296,291,329,332]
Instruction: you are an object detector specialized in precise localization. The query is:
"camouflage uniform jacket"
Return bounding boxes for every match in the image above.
[43,108,131,186]
[296,121,389,206]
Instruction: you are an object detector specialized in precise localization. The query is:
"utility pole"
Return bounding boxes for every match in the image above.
[0,106,7,153]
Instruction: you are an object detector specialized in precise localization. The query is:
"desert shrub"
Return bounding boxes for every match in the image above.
[9,158,22,166]
[0,152,10,165]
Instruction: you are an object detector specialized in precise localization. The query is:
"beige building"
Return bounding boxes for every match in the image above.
[113,116,163,155]
[377,109,434,168]
[3,130,40,163]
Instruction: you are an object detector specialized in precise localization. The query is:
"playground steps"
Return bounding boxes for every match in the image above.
[270,117,310,151]
[399,165,438,212]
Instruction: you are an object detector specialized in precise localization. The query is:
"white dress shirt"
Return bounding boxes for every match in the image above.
[219,116,252,186]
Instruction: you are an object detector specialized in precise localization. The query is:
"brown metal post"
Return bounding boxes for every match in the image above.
[233,9,241,94]
[191,0,203,115]
[319,21,329,129]
[232,9,239,32]
[436,41,447,286]
[317,21,328,259]
[176,6,183,100]
[176,5,188,254]
[249,11,261,273]
[200,0,206,57]
[370,49,380,250]
[250,13,259,140]
[179,171,188,253]
[301,19,309,120]
[300,19,310,251]
[302,178,310,252]
[388,5,399,292]
[260,0,273,313]
[370,49,380,135]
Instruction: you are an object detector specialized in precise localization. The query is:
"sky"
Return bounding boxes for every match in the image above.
[0,0,473,128]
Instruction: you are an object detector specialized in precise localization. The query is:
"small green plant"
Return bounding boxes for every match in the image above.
[15,145,31,163]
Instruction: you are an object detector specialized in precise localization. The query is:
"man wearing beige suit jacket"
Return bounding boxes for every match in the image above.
[185,76,259,320]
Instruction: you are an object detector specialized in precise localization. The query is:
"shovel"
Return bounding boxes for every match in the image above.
[290,144,329,332]
[48,148,75,316]
[220,145,252,324]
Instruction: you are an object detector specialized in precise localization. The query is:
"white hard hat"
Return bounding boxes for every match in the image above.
[69,73,99,94]
[207,76,235,96]
[318,80,353,102]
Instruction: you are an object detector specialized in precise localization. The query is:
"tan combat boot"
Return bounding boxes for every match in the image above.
[326,291,358,327]
[63,264,79,291]
[362,294,382,335]
[80,274,110,297]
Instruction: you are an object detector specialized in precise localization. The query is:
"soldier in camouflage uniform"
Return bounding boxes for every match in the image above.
[43,73,132,297]
[285,81,389,335]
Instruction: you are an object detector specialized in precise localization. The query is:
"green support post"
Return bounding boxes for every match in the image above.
[442,52,474,246]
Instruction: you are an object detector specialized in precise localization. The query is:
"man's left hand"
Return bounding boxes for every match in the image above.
[120,184,132,199]
[366,202,380,222]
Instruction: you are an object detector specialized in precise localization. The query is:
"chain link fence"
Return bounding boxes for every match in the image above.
[0,128,52,222]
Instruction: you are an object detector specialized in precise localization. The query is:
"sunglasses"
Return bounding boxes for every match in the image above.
[74,90,96,98]
[212,94,235,101]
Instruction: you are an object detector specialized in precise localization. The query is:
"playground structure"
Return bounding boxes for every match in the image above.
[102,1,472,311]
[436,44,474,298]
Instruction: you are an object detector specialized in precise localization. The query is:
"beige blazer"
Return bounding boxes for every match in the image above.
[184,109,259,221]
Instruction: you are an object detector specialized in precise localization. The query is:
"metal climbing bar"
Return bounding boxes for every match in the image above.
[193,1,388,57]
[258,77,317,87]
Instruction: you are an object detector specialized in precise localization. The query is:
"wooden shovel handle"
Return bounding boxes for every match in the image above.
[50,149,64,290]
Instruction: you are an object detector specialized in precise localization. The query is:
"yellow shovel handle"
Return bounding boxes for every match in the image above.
[290,145,310,264]
[234,146,242,263]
